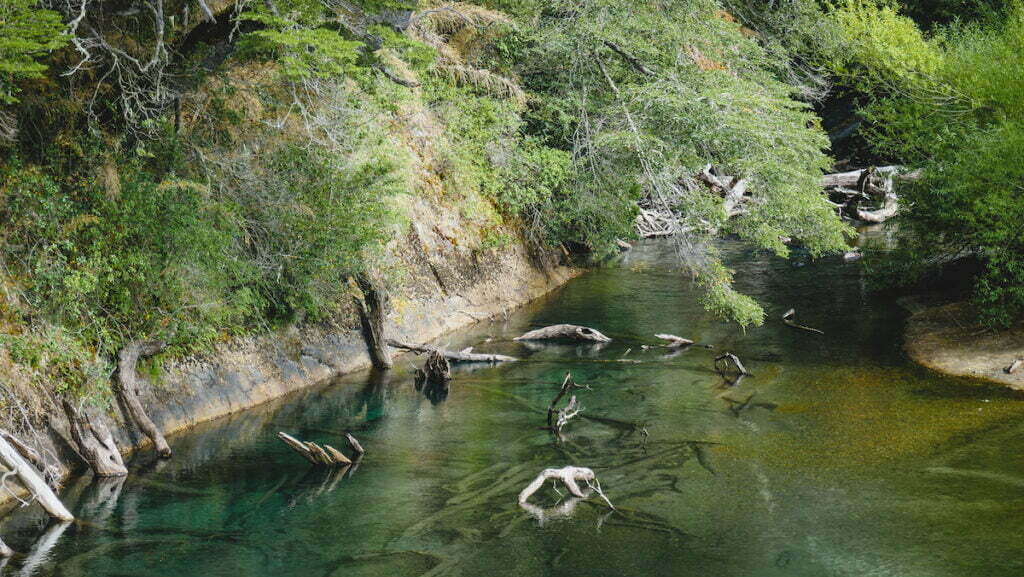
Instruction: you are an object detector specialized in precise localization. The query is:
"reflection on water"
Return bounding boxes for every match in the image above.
[2,237,1024,577]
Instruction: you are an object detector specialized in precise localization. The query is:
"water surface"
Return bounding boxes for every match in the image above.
[3,239,1023,577]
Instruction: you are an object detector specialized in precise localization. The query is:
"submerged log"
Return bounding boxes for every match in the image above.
[115,340,172,458]
[62,400,127,477]
[714,352,750,377]
[782,308,824,335]
[0,435,74,521]
[654,334,695,348]
[354,274,393,370]
[278,432,352,466]
[518,466,613,509]
[515,324,612,343]
[388,339,518,362]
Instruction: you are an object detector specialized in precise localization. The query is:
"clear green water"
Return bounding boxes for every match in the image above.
[4,239,1024,577]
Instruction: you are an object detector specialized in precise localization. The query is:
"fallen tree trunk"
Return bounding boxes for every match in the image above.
[821,166,920,188]
[515,324,612,343]
[0,435,74,521]
[0,429,59,487]
[278,432,352,466]
[782,308,824,335]
[1005,359,1023,375]
[62,400,128,477]
[115,340,172,458]
[354,275,393,370]
[654,334,695,348]
[388,339,519,362]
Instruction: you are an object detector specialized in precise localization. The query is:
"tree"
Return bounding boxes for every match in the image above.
[0,0,65,105]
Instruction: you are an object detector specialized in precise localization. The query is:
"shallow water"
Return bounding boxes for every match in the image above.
[3,239,1024,577]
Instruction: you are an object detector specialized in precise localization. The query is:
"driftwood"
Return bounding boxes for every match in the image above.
[0,429,59,487]
[515,324,612,343]
[518,466,613,509]
[615,239,632,251]
[546,373,588,433]
[0,537,10,558]
[354,275,393,370]
[345,433,365,456]
[1005,359,1023,375]
[715,352,750,377]
[0,435,74,521]
[782,308,824,335]
[278,432,352,466]
[63,400,128,477]
[388,339,518,362]
[654,334,695,348]
[115,340,172,458]
[823,166,921,224]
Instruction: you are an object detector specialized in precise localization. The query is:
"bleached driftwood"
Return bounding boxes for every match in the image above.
[782,308,824,335]
[714,352,750,377]
[115,340,172,458]
[546,373,588,432]
[654,334,695,348]
[515,324,612,343]
[1005,359,1023,375]
[345,433,365,456]
[0,435,74,521]
[388,339,518,362]
[278,432,352,466]
[517,466,613,509]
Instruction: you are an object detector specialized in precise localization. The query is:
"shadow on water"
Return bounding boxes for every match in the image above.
[3,237,1024,577]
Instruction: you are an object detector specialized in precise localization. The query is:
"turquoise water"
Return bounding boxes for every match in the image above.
[3,239,1024,576]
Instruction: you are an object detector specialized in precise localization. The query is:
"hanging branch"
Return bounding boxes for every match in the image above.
[602,40,656,77]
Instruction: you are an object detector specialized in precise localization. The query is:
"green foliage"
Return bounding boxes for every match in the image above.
[0,0,67,104]
[238,0,364,80]
[827,0,1024,326]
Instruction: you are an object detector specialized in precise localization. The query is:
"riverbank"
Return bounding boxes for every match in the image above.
[904,300,1024,390]
[0,195,576,509]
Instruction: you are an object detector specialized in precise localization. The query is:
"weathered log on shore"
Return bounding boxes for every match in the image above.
[782,308,824,335]
[278,432,352,466]
[0,435,74,521]
[63,400,128,477]
[515,324,612,343]
[388,339,519,362]
[115,340,172,458]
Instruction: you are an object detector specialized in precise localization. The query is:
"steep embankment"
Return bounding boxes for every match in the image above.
[0,193,574,506]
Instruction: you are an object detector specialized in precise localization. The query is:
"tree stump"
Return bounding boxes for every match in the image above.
[354,274,393,370]
[63,400,128,477]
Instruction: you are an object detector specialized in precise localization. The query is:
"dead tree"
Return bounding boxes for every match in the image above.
[715,352,750,377]
[115,340,172,458]
[546,373,587,432]
[278,432,352,466]
[0,435,74,521]
[518,466,613,509]
[388,340,519,362]
[354,274,393,370]
[782,308,824,335]
[515,324,612,343]
[62,400,128,477]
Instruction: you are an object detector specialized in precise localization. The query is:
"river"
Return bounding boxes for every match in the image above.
[2,238,1023,577]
